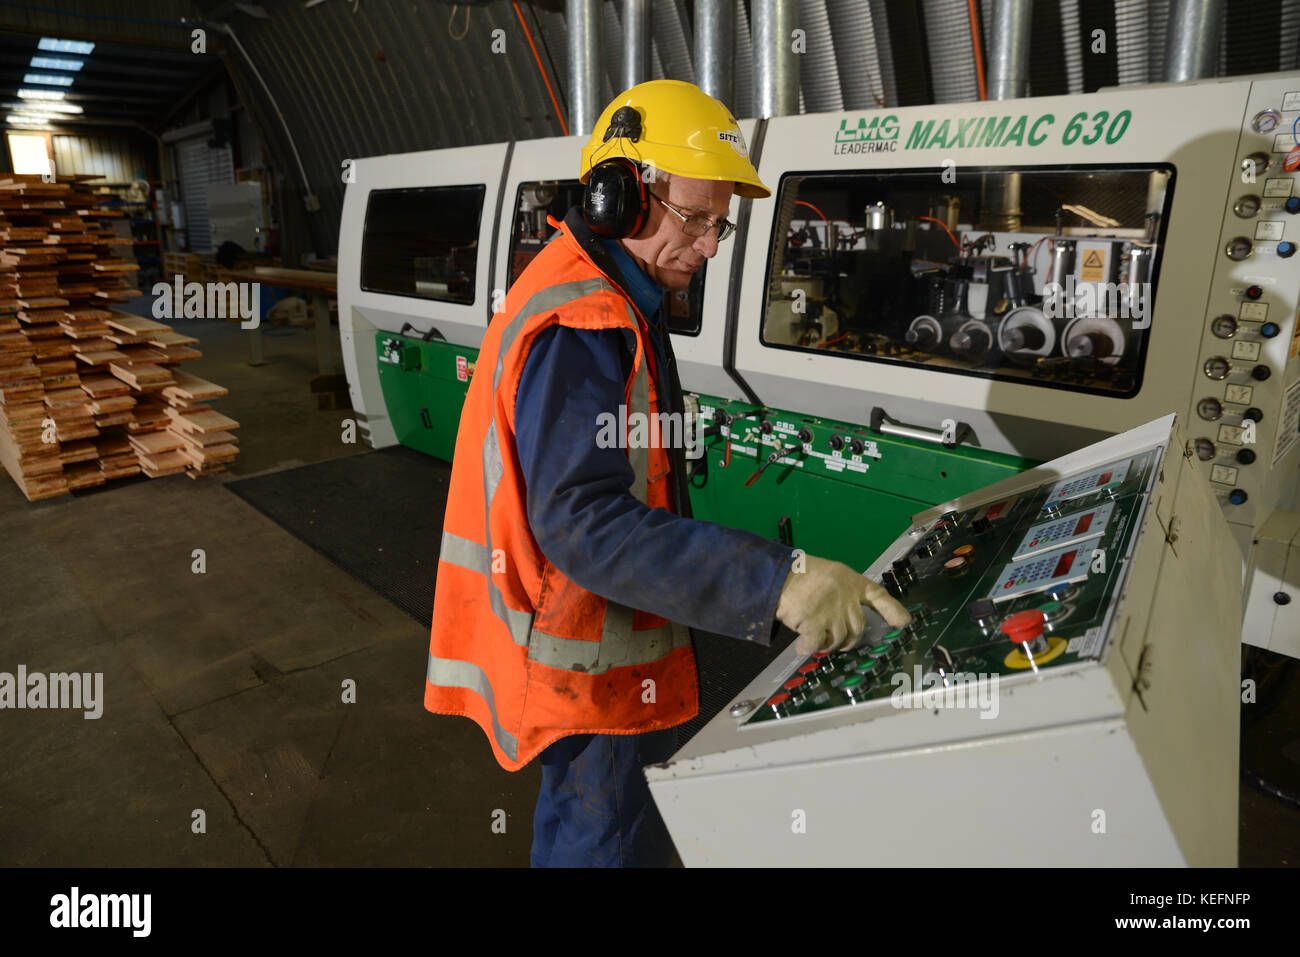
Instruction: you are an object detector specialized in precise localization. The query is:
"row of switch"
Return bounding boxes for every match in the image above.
[766,617,927,716]
[711,410,873,456]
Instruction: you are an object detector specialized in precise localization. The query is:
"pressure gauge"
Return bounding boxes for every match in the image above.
[1197,397,1224,421]
[1225,237,1253,261]
[1204,356,1231,380]
[1234,195,1261,219]
[1251,110,1281,134]
[1210,315,1238,339]
[1194,438,1217,461]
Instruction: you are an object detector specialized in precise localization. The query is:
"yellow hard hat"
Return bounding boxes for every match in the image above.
[579,80,770,199]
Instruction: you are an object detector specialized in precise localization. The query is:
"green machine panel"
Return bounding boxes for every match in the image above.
[687,394,1038,569]
[376,333,480,461]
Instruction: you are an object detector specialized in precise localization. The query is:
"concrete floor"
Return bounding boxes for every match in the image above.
[1,307,1295,867]
[0,310,539,866]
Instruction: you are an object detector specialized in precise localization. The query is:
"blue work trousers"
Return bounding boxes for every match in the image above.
[530,728,679,867]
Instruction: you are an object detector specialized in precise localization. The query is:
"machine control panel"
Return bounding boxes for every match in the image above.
[1192,78,1300,526]
[744,448,1159,726]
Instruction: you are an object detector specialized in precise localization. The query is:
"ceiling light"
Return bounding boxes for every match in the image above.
[5,101,82,114]
[18,89,66,101]
[22,73,74,87]
[29,56,84,72]
[6,115,55,128]
[38,38,95,55]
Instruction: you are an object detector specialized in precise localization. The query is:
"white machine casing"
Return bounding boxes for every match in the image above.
[645,414,1242,866]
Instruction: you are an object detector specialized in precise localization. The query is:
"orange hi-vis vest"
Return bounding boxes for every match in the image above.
[424,216,699,771]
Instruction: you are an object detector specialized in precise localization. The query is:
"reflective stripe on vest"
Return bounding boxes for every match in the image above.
[437,532,692,674]
[425,653,519,761]
[475,277,617,647]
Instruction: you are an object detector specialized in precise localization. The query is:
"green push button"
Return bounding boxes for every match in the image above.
[883,629,902,640]
[1039,601,1062,616]
[869,643,891,657]
[842,674,864,687]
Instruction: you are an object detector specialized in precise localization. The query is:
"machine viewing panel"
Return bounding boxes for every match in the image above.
[360,184,485,304]
[761,164,1175,397]
[744,445,1161,725]
[508,179,707,336]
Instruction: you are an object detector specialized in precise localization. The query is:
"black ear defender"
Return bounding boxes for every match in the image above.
[583,106,650,239]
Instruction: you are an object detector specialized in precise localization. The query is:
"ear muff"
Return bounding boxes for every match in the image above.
[582,105,650,238]
[582,157,649,239]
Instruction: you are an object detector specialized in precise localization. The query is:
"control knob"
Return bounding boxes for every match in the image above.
[966,598,997,630]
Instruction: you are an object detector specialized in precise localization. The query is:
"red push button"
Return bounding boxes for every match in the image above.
[783,678,806,691]
[768,693,792,714]
[1000,609,1046,644]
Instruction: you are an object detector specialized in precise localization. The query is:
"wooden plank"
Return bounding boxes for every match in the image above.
[108,361,173,388]
[162,370,228,401]
[148,330,200,347]
[105,313,171,335]
[75,349,128,366]
[80,374,132,398]
[165,406,239,433]
[128,430,184,455]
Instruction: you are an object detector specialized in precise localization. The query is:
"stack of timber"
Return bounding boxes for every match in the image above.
[0,174,239,500]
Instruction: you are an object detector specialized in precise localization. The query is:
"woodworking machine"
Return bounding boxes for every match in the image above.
[338,72,1298,658]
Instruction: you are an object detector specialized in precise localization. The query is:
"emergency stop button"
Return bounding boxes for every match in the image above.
[999,609,1046,644]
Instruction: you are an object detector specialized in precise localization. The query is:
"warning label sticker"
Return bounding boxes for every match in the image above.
[1067,626,1106,659]
[1079,248,1106,282]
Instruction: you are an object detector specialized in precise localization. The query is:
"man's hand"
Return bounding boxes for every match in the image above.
[776,555,912,655]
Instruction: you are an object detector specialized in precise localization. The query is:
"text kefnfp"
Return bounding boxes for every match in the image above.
[151,275,261,329]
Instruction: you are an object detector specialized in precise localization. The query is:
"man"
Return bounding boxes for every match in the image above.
[425,80,909,867]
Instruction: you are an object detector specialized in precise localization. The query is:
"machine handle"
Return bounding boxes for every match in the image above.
[399,321,447,342]
[868,407,970,449]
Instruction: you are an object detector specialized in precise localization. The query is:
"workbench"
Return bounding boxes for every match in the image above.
[223,266,339,374]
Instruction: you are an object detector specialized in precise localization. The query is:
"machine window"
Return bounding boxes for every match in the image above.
[508,179,704,336]
[762,164,1175,397]
[361,185,485,303]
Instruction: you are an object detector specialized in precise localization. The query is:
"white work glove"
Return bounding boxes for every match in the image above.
[776,554,912,655]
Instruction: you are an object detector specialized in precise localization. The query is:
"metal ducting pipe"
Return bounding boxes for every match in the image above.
[622,0,651,91]
[752,0,799,118]
[567,0,601,138]
[987,0,1032,101]
[694,0,734,108]
[1164,0,1224,82]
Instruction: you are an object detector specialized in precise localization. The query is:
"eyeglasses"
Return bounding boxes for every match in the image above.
[652,193,736,242]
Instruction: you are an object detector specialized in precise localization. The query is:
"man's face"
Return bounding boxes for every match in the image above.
[621,174,735,292]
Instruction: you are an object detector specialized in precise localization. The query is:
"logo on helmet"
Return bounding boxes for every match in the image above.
[717,128,748,157]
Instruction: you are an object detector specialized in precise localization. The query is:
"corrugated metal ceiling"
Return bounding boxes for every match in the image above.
[1,0,1295,255]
